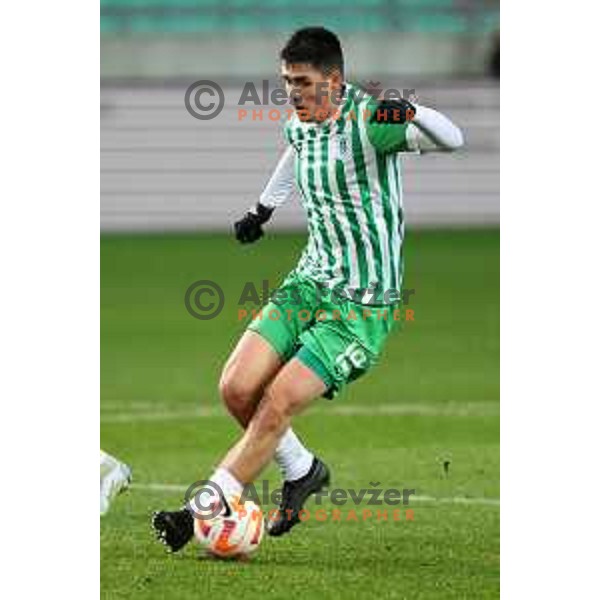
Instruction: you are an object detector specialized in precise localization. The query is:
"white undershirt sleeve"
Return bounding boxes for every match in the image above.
[406,104,464,153]
[259,146,296,209]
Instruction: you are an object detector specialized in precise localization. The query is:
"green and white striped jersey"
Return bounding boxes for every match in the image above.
[275,83,413,304]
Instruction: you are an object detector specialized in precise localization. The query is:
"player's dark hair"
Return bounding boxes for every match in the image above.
[280,27,344,77]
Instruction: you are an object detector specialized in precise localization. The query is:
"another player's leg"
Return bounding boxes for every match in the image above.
[100,449,132,516]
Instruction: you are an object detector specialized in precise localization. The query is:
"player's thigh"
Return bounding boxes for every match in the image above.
[219,330,284,399]
[259,357,328,419]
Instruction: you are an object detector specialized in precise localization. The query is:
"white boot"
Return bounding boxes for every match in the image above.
[100,450,132,516]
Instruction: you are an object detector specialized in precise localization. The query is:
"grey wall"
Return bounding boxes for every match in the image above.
[101,79,499,231]
[101,32,498,80]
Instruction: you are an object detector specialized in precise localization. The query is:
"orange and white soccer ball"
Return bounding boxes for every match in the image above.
[193,495,264,559]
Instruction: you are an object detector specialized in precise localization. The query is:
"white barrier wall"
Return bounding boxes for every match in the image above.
[101,80,499,231]
[101,33,498,80]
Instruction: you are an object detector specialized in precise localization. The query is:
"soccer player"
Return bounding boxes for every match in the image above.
[100,449,132,516]
[152,27,463,551]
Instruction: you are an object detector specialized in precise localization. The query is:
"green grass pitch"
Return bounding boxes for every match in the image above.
[101,229,499,599]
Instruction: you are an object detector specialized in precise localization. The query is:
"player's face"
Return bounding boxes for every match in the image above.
[281,62,343,122]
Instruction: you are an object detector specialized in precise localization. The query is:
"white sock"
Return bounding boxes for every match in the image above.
[274,429,314,481]
[209,467,244,498]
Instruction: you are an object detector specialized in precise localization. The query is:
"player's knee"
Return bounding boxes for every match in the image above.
[254,394,289,435]
[218,370,256,416]
[259,380,304,426]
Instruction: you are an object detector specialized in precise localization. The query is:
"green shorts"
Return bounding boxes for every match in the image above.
[246,271,400,398]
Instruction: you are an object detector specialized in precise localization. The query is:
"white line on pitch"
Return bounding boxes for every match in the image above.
[101,402,498,423]
[130,483,499,507]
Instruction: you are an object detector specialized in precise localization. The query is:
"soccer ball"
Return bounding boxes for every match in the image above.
[193,495,264,559]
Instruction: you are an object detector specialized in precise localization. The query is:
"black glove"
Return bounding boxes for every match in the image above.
[234,203,274,244]
[370,98,416,125]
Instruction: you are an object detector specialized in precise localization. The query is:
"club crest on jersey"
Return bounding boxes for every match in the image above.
[333,134,351,161]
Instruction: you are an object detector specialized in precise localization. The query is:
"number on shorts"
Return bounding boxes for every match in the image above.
[335,342,368,378]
